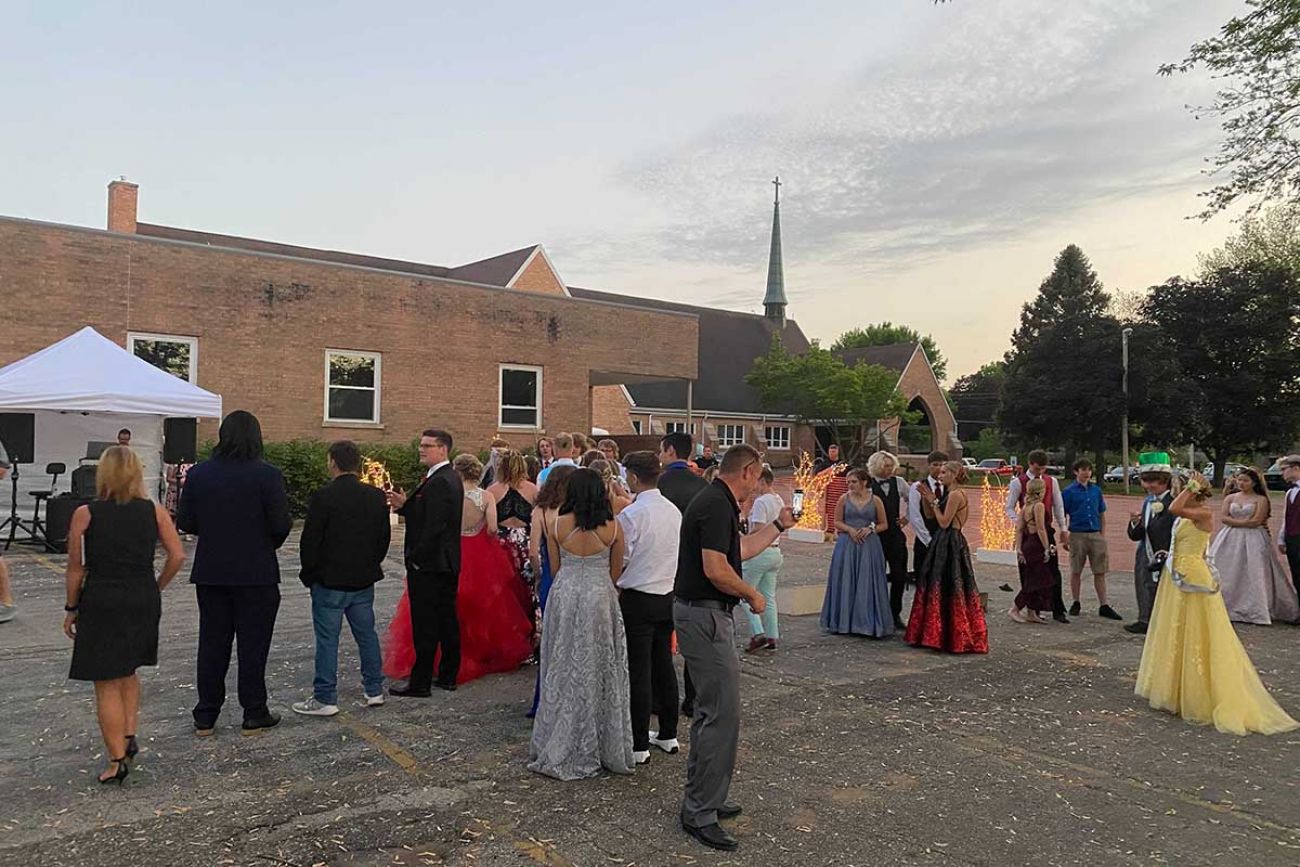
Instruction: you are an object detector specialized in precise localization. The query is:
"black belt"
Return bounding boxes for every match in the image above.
[674,596,736,612]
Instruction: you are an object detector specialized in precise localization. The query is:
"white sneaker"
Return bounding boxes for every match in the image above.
[292,697,339,717]
[0,604,15,623]
[362,693,385,707]
[633,749,651,765]
[649,732,680,754]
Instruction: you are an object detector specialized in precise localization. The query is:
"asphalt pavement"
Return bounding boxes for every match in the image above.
[2,528,1300,867]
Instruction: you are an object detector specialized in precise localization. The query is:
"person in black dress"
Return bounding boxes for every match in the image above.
[64,446,184,784]
[177,411,292,735]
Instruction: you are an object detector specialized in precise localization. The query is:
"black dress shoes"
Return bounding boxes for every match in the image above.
[390,681,433,698]
[1052,613,1070,624]
[682,820,738,851]
[1068,601,1082,616]
[1124,621,1148,634]
[435,681,457,692]
[1098,605,1123,621]
[241,712,281,735]
[717,803,742,820]
[892,616,906,631]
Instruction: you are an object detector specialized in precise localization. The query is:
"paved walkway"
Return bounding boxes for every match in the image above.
[3,528,1300,866]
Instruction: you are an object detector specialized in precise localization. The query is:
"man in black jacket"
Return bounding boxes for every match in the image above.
[292,441,391,717]
[658,431,708,717]
[1124,452,1176,635]
[387,428,464,695]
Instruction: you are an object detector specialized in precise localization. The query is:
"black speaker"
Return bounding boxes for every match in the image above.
[163,418,197,464]
[0,413,35,464]
[45,494,92,554]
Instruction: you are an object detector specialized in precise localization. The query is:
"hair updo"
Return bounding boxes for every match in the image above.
[943,461,969,484]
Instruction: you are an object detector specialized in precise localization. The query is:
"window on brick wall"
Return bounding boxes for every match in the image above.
[499,365,542,429]
[764,425,791,450]
[128,332,198,384]
[325,350,381,424]
[665,422,699,436]
[631,419,643,435]
[715,424,746,448]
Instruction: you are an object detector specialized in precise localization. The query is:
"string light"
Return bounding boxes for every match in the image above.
[791,452,844,531]
[979,474,1016,551]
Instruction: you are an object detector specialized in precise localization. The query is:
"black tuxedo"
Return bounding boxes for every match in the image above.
[912,477,944,580]
[299,474,391,590]
[1127,489,1175,625]
[398,463,465,689]
[871,476,909,622]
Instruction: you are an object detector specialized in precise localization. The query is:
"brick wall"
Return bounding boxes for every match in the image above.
[591,385,635,434]
[509,251,567,296]
[886,350,962,459]
[0,219,697,450]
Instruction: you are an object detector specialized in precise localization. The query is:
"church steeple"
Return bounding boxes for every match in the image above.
[763,176,787,328]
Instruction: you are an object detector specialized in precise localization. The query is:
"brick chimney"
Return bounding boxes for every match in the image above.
[107,179,138,233]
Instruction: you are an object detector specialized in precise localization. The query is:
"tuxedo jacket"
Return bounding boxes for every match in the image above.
[1128,489,1175,571]
[399,463,464,577]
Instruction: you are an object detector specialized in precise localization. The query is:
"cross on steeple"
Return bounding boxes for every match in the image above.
[772,175,781,205]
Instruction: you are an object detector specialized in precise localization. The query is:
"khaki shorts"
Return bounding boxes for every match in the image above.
[1068,531,1109,575]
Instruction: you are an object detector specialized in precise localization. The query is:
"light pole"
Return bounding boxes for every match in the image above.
[1121,327,1133,495]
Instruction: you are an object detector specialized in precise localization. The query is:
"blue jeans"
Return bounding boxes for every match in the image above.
[741,547,783,640]
[311,585,384,705]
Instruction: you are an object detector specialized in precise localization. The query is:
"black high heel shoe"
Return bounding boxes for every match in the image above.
[124,735,139,763]
[99,757,129,785]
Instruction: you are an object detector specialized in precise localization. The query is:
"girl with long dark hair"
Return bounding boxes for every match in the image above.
[527,469,633,779]
[1209,468,1300,624]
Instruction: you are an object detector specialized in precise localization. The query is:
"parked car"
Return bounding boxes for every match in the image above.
[1202,463,1247,483]
[962,457,978,469]
[1265,461,1289,491]
[1103,465,1140,484]
[973,458,1017,476]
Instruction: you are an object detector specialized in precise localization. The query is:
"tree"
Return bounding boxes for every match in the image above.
[831,323,948,382]
[1140,264,1300,485]
[747,337,911,463]
[949,360,1005,439]
[1198,202,1300,277]
[998,245,1125,465]
[1160,1,1300,217]
[967,427,1008,462]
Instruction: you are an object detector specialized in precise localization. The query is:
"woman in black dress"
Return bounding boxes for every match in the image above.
[64,446,184,784]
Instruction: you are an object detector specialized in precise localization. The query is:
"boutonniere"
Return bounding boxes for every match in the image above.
[1150,502,1165,515]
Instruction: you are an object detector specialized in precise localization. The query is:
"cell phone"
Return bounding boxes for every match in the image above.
[791,488,805,519]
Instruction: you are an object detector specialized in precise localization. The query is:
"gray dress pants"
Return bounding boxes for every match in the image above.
[673,599,740,829]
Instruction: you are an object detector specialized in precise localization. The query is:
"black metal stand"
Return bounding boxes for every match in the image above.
[0,463,35,551]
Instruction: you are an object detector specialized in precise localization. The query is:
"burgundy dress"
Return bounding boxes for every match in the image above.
[1015,523,1055,612]
[905,494,989,654]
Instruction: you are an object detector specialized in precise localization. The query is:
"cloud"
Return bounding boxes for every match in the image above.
[559,0,1228,286]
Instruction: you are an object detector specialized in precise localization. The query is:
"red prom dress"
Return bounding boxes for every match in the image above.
[384,489,533,685]
[905,492,989,654]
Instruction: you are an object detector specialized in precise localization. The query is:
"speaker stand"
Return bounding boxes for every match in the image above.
[0,463,36,551]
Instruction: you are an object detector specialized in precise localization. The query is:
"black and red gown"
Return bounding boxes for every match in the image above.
[384,519,533,685]
[905,494,988,654]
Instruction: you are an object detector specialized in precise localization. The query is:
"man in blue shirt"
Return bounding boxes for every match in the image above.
[1062,459,1121,620]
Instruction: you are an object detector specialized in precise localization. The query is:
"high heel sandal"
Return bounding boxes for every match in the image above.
[124,735,139,764]
[99,757,129,785]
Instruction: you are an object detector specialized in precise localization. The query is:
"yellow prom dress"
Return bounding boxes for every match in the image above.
[1135,519,1298,735]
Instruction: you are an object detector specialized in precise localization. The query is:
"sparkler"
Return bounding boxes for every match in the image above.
[978,474,1016,551]
[790,452,845,531]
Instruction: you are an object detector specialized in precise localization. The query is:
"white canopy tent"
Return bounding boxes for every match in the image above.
[0,327,222,502]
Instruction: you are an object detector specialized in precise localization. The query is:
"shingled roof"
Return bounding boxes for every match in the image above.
[136,224,540,288]
[568,287,811,414]
[835,343,919,375]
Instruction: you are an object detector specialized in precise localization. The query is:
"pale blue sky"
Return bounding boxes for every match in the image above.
[2,1,1242,378]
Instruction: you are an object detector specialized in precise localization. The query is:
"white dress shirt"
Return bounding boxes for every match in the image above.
[425,459,449,479]
[1005,471,1066,527]
[909,476,943,546]
[615,488,681,594]
[1279,481,1300,546]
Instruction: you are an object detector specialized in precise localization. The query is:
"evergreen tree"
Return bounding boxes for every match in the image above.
[998,245,1125,464]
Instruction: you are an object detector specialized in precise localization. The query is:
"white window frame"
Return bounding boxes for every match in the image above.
[764,424,791,450]
[631,419,643,435]
[665,421,700,436]
[716,424,746,448]
[127,332,199,384]
[499,364,543,430]
[324,349,382,425]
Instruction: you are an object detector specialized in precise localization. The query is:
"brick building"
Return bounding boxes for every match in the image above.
[0,181,698,449]
[583,181,960,468]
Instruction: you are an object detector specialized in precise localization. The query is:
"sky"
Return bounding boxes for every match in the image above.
[0,0,1246,379]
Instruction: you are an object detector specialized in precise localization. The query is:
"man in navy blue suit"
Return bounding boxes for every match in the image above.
[178,411,291,735]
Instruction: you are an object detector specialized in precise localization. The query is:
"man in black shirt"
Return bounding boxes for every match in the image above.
[675,444,795,852]
[658,431,708,717]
